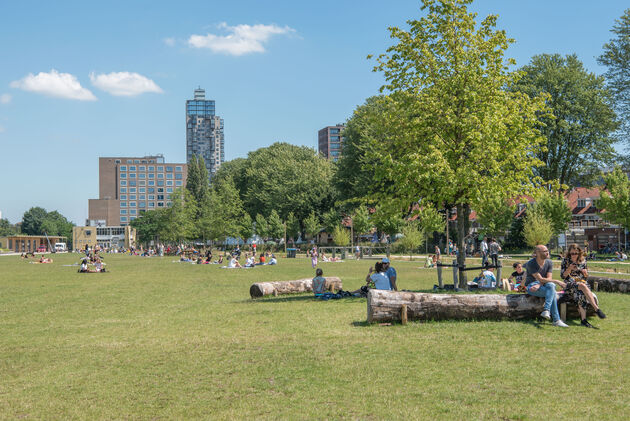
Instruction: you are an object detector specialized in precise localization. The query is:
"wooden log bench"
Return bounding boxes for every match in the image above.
[250,277,343,298]
[587,276,630,293]
[367,290,594,323]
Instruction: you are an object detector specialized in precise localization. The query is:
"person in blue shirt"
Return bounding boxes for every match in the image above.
[381,257,398,291]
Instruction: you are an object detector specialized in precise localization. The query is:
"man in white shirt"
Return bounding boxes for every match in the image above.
[480,237,488,267]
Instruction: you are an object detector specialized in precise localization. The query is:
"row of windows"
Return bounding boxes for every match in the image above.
[120,203,170,214]
[120,216,136,223]
[96,228,125,236]
[121,195,168,206]
[120,173,183,180]
[115,159,157,164]
[119,165,182,172]
[120,180,183,187]
[120,187,171,194]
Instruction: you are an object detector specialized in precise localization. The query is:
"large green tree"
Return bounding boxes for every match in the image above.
[161,188,197,243]
[285,212,300,243]
[335,96,392,205]
[534,190,572,237]
[186,154,209,204]
[131,209,167,244]
[514,54,619,187]
[267,210,284,241]
[368,0,547,287]
[204,178,250,243]
[21,207,48,235]
[0,218,19,236]
[351,205,372,241]
[475,194,516,238]
[214,143,336,224]
[598,166,630,232]
[598,9,630,145]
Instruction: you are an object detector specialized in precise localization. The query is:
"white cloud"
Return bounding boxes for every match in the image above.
[188,23,295,56]
[0,94,11,104]
[164,37,176,47]
[0,125,5,133]
[89,72,163,97]
[10,69,96,101]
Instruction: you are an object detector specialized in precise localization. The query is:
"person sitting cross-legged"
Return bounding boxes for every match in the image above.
[561,244,606,328]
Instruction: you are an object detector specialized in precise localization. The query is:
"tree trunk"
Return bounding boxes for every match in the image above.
[456,203,469,289]
[366,290,593,323]
[250,277,343,298]
[587,276,630,293]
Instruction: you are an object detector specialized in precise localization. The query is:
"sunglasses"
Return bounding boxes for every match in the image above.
[570,252,579,255]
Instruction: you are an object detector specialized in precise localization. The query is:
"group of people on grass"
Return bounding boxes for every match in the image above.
[474,243,606,328]
[312,243,606,327]
[21,253,53,263]
[312,257,397,299]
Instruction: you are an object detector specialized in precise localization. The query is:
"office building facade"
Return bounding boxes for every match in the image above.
[88,155,187,226]
[318,125,345,161]
[186,88,224,181]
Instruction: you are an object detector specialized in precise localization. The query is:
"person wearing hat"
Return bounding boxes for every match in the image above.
[381,257,398,291]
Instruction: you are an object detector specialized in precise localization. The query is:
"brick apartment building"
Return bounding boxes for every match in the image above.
[88,155,187,226]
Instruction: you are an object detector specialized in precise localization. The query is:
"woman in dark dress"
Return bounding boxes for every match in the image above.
[561,244,606,327]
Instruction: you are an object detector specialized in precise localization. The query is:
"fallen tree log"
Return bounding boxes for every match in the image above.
[367,290,593,323]
[250,277,342,298]
[587,276,630,293]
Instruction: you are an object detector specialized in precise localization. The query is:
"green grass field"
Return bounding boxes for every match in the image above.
[1,253,629,420]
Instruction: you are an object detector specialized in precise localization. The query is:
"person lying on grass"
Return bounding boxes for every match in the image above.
[561,243,606,328]
[35,255,53,264]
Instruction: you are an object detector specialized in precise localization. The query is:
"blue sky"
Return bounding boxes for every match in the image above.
[0,0,628,224]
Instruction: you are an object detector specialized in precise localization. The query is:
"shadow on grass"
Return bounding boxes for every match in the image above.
[352,318,547,329]
[244,295,367,304]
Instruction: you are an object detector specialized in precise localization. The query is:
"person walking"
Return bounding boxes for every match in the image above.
[488,237,501,268]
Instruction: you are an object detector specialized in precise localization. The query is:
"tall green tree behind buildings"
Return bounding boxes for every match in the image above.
[599,9,630,146]
[186,154,209,204]
[367,0,548,287]
[514,54,619,187]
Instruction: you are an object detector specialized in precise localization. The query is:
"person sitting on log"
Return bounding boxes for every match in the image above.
[561,244,606,328]
[525,245,568,327]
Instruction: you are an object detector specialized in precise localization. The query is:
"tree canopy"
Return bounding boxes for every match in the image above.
[214,142,336,224]
[514,54,619,187]
[598,9,630,146]
[367,0,548,286]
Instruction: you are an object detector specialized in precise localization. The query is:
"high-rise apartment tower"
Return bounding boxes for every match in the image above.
[318,124,345,162]
[186,88,224,181]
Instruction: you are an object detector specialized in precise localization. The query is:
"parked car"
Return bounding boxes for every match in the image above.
[37,245,47,253]
[54,243,67,252]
